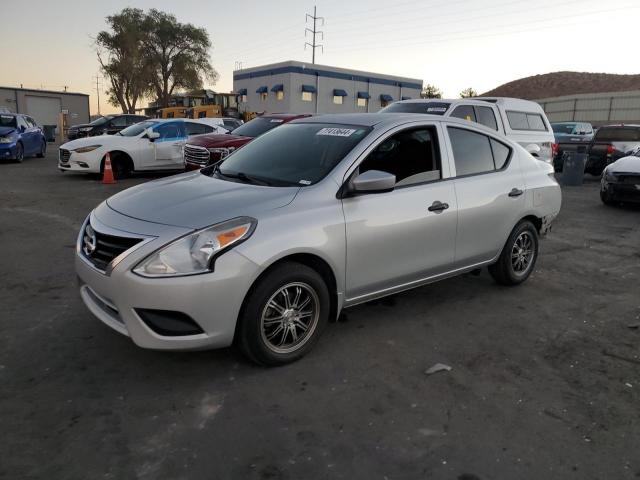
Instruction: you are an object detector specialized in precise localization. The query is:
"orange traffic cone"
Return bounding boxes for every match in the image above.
[102,152,116,184]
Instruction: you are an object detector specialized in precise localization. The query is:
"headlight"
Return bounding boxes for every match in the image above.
[133,217,256,277]
[73,145,102,153]
[604,171,617,182]
[0,136,13,144]
[79,127,93,132]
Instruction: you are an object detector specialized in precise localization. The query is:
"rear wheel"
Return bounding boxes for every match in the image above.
[14,143,24,163]
[237,262,329,366]
[489,220,539,286]
[36,140,46,158]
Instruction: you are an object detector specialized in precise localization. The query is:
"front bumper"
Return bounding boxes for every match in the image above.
[602,179,640,203]
[58,149,101,173]
[76,208,261,350]
[0,143,17,159]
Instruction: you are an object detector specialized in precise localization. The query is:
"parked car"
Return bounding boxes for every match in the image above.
[0,113,46,162]
[194,116,244,132]
[586,124,640,176]
[59,118,223,178]
[184,113,311,171]
[67,114,149,140]
[76,113,561,365]
[551,122,594,172]
[600,154,640,205]
[380,97,556,164]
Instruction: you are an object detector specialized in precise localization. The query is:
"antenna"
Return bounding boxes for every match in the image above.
[305,6,324,64]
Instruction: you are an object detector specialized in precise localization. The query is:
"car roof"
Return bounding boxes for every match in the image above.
[261,113,313,120]
[598,124,640,128]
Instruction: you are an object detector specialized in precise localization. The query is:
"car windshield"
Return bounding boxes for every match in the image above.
[552,123,578,134]
[595,127,640,142]
[118,120,158,137]
[89,115,114,126]
[230,117,288,138]
[380,102,451,115]
[214,123,370,186]
[0,115,17,128]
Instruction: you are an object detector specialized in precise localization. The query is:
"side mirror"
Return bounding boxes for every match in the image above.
[19,125,26,132]
[350,170,396,194]
[525,143,541,157]
[146,128,160,141]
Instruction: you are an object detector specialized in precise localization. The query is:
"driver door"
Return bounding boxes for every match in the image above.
[342,124,458,302]
[152,121,187,169]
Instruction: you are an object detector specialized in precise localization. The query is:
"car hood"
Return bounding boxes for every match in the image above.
[60,134,123,150]
[187,133,252,148]
[607,155,640,174]
[0,126,17,136]
[105,171,300,229]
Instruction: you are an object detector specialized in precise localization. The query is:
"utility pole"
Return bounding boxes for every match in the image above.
[92,74,103,116]
[305,6,324,64]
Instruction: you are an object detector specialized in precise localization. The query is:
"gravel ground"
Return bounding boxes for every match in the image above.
[1,147,639,480]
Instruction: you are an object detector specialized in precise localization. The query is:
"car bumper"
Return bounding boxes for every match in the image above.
[75,210,260,350]
[58,150,101,173]
[0,143,17,159]
[185,160,205,171]
[602,180,640,203]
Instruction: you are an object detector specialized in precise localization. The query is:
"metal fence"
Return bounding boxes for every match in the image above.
[536,90,640,126]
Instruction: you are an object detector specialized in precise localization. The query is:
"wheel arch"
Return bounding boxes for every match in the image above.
[100,150,134,173]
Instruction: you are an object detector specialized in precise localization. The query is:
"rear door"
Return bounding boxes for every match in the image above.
[444,125,525,267]
[152,121,187,168]
[342,123,458,302]
[17,116,37,154]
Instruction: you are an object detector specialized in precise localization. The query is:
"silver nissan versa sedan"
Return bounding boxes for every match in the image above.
[76,113,561,365]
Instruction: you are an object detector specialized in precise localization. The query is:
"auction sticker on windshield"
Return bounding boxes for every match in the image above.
[316,127,357,137]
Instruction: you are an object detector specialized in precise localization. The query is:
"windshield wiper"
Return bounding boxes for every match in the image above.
[218,169,272,186]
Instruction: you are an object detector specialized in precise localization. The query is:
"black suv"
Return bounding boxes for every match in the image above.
[586,125,640,175]
[67,114,149,140]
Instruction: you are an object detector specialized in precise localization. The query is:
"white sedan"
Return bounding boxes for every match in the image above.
[58,118,227,177]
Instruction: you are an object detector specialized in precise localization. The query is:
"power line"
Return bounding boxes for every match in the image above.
[305,6,324,64]
[92,74,104,116]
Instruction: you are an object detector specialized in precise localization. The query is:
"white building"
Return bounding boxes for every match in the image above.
[233,60,423,115]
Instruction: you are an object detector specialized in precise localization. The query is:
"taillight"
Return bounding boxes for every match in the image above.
[552,143,559,157]
[606,144,616,155]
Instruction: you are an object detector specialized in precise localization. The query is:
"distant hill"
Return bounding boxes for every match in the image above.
[481,72,640,100]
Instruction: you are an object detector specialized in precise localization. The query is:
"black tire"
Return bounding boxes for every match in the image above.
[36,140,46,158]
[104,154,132,179]
[600,189,616,206]
[488,220,539,286]
[14,142,24,163]
[237,262,330,366]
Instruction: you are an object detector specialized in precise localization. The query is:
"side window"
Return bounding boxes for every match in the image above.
[17,116,29,129]
[526,114,546,131]
[223,119,239,129]
[358,127,441,187]
[490,138,511,169]
[451,105,476,122]
[110,116,128,127]
[448,127,501,176]
[506,111,547,131]
[154,122,184,140]
[475,106,498,130]
[25,116,36,127]
[185,122,213,136]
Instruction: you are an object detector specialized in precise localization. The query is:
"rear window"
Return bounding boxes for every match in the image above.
[552,123,578,134]
[594,127,640,142]
[506,111,548,131]
[380,102,451,115]
[231,117,286,138]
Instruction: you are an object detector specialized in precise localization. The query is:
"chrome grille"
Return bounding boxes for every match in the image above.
[208,147,233,163]
[82,222,142,271]
[59,149,71,163]
[184,144,210,165]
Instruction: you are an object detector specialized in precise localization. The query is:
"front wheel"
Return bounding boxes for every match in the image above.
[489,220,539,286]
[14,143,24,163]
[600,188,616,206]
[36,140,46,158]
[237,262,329,366]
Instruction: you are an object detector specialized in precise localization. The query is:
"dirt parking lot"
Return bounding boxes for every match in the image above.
[1,147,639,480]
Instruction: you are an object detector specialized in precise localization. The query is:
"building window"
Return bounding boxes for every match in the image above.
[302,91,313,102]
[333,95,343,105]
[276,90,284,101]
[357,97,367,108]
[260,93,268,102]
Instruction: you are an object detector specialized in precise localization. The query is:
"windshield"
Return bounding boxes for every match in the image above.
[0,115,17,128]
[380,102,451,115]
[215,123,370,186]
[89,115,114,126]
[552,123,578,134]
[118,120,158,137]
[595,127,640,142]
[230,117,287,138]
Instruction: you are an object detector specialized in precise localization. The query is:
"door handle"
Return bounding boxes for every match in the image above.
[508,188,524,197]
[428,201,449,213]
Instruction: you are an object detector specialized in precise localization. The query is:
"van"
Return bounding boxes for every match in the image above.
[381,97,555,163]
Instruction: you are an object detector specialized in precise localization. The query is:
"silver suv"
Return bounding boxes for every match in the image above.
[76,113,561,365]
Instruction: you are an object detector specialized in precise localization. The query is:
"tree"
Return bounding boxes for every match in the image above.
[142,9,218,108]
[421,84,443,99]
[96,8,151,113]
[460,87,477,98]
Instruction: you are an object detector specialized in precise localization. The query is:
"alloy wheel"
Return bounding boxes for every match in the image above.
[511,232,534,275]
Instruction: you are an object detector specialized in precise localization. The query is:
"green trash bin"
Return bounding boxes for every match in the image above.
[42,125,56,142]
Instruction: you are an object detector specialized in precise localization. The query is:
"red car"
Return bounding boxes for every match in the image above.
[184,113,312,170]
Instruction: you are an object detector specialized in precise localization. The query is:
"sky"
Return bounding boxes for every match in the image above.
[2,0,639,115]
